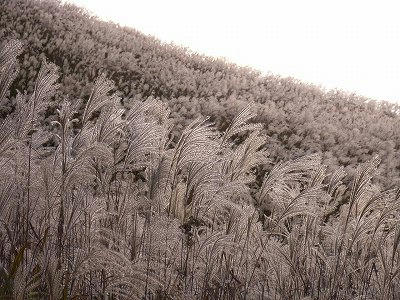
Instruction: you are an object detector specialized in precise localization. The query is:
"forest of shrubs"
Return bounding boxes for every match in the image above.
[0,0,400,299]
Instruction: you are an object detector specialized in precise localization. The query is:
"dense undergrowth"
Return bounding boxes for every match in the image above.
[1,38,400,300]
[1,0,400,192]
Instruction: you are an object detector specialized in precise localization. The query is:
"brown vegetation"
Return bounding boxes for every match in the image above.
[0,39,400,299]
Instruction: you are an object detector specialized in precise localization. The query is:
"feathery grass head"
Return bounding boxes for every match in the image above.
[1,37,400,299]
[0,40,22,106]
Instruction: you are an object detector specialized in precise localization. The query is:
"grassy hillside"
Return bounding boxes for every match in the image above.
[2,37,400,300]
[1,1,400,299]
[1,0,400,191]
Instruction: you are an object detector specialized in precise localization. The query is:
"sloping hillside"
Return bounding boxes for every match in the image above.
[2,37,400,300]
[2,1,400,299]
[1,0,400,190]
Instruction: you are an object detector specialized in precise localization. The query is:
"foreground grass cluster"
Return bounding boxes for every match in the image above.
[1,40,400,300]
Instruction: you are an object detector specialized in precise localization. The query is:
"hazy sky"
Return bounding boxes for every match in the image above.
[64,0,400,104]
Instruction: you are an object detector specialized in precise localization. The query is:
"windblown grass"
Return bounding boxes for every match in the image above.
[0,40,399,300]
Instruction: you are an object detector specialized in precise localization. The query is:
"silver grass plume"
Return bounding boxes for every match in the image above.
[221,130,269,184]
[0,40,22,106]
[0,116,17,157]
[93,106,125,145]
[258,154,322,208]
[121,121,163,171]
[221,104,263,147]
[81,73,120,126]
[14,59,59,140]
[166,117,218,217]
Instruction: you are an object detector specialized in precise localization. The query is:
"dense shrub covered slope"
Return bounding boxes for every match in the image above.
[1,0,400,191]
[1,38,400,300]
[1,1,400,299]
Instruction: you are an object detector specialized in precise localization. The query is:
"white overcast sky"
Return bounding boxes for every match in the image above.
[64,0,400,104]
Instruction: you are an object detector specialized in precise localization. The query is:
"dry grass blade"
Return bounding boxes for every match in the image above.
[0,117,18,157]
[258,154,321,205]
[221,104,262,146]
[0,40,22,104]
[65,142,113,187]
[0,40,23,67]
[81,73,120,125]
[173,117,218,168]
[275,186,323,225]
[31,59,59,111]
[185,161,222,206]
[222,130,269,184]
[94,107,125,144]
[309,165,327,188]
[328,166,346,196]
[349,155,381,215]
[166,117,218,201]
[125,97,158,124]
[146,154,172,209]
[122,122,162,170]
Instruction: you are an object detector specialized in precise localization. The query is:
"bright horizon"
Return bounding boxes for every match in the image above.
[64,0,400,104]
